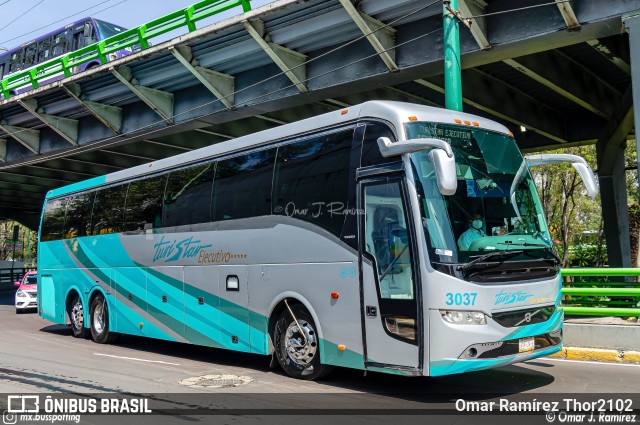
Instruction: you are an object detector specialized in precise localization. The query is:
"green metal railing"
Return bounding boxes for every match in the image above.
[1,0,251,99]
[561,268,640,317]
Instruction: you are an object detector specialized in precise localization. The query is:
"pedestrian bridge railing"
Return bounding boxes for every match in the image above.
[561,268,640,317]
[1,0,252,98]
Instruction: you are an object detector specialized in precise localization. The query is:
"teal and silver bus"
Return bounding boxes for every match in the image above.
[37,101,597,379]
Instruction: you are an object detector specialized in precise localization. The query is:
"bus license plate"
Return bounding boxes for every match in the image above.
[519,337,535,353]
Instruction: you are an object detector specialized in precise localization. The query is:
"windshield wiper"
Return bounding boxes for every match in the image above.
[457,250,523,272]
[496,241,561,264]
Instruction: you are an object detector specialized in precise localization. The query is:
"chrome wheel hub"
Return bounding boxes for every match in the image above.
[93,302,105,334]
[285,320,317,366]
[71,301,84,330]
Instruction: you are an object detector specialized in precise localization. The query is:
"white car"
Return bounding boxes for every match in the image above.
[15,271,37,314]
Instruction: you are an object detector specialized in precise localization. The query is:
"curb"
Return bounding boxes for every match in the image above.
[551,347,640,364]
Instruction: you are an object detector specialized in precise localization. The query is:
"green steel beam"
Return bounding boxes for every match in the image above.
[169,46,235,109]
[458,0,490,50]
[63,83,123,135]
[502,57,612,118]
[17,99,78,146]
[586,39,631,75]
[0,139,5,162]
[242,19,308,93]
[0,122,40,154]
[111,66,174,124]
[555,0,581,29]
[338,0,398,72]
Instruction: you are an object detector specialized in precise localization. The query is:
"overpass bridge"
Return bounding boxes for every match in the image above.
[0,0,639,266]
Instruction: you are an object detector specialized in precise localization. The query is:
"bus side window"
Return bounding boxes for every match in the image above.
[92,184,127,235]
[124,175,168,232]
[212,149,276,221]
[84,21,97,45]
[0,62,5,78]
[9,50,24,73]
[38,38,52,62]
[72,31,83,50]
[64,193,95,238]
[273,128,353,236]
[361,122,398,168]
[41,198,67,242]
[24,44,37,67]
[164,163,215,227]
[52,32,67,57]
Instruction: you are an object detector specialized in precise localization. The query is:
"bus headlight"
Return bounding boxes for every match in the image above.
[440,310,487,325]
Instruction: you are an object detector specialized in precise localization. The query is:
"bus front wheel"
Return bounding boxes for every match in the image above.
[273,303,332,380]
[68,294,88,338]
[90,294,118,344]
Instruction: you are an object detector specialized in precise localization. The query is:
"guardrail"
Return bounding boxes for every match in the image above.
[0,267,29,292]
[1,0,252,99]
[561,268,640,317]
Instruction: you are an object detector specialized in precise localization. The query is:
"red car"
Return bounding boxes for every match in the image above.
[14,271,37,314]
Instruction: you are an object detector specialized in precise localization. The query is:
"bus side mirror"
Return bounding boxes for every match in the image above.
[84,23,93,38]
[377,137,457,196]
[525,154,598,198]
[428,149,457,196]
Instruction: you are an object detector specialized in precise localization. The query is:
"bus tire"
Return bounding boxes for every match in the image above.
[68,294,88,338]
[90,294,118,344]
[273,304,332,380]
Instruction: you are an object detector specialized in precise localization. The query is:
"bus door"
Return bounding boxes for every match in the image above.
[218,265,251,353]
[359,176,421,371]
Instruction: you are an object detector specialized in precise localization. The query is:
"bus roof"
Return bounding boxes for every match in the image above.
[0,17,123,58]
[46,101,511,199]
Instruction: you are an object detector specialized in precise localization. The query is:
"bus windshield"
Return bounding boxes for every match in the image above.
[406,122,555,265]
[94,19,126,39]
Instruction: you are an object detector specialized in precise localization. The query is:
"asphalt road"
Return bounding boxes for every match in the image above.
[1,290,639,425]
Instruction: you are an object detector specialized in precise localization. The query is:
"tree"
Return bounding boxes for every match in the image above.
[531,145,605,267]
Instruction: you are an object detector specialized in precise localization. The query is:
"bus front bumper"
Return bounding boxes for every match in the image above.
[428,306,563,377]
[429,331,562,376]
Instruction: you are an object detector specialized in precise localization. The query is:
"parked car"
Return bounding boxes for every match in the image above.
[14,271,37,314]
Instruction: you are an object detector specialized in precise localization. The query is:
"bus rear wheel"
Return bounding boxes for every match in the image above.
[90,294,118,344]
[273,304,332,380]
[68,294,87,338]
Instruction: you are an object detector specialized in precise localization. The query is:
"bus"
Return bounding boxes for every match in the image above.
[0,18,131,91]
[36,101,598,379]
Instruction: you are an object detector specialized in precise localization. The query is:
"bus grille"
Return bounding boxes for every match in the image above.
[491,305,556,328]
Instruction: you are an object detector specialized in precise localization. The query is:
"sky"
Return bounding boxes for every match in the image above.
[0,0,275,50]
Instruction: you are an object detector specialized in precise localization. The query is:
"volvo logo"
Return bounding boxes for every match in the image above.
[516,309,541,326]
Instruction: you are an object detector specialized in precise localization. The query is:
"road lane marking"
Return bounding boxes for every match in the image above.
[533,358,640,368]
[94,353,180,365]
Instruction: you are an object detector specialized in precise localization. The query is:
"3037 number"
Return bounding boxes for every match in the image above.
[445,292,477,306]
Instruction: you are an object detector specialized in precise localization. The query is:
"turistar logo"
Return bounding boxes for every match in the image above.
[494,290,533,305]
[152,235,212,263]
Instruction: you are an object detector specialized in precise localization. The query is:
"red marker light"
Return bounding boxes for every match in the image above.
[331,292,339,299]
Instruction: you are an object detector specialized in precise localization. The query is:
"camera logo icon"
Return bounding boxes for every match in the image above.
[2,410,17,425]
